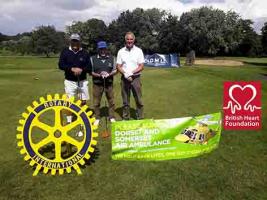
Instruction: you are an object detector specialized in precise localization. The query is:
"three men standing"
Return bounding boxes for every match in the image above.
[59,32,145,124]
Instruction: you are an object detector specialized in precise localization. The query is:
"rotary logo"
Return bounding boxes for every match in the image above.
[16,94,98,176]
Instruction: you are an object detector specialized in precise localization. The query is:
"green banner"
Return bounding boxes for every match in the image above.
[112,113,221,160]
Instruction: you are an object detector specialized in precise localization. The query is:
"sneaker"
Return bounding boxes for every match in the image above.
[110,118,116,123]
[94,119,100,126]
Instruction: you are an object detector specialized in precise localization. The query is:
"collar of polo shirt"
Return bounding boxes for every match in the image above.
[125,45,136,51]
[97,54,109,59]
[69,46,83,54]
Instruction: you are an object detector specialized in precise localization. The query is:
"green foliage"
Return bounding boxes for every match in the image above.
[261,22,267,55]
[179,7,244,55]
[0,32,34,55]
[16,36,33,55]
[32,25,66,57]
[157,14,182,53]
[0,7,266,57]
[237,20,263,56]
[107,8,166,53]
[67,19,107,53]
[0,32,9,42]
[0,27,65,56]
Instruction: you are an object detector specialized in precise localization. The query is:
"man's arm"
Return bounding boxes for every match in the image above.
[91,72,101,78]
[132,63,144,74]
[109,69,117,76]
[116,50,124,74]
[108,56,117,76]
[58,49,70,71]
[58,49,82,76]
[116,50,132,81]
[116,63,125,74]
[90,56,101,78]
[133,49,145,74]
[84,53,92,74]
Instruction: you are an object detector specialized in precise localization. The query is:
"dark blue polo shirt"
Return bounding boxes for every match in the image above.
[58,47,92,81]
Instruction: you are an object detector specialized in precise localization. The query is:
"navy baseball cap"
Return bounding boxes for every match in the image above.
[97,41,107,49]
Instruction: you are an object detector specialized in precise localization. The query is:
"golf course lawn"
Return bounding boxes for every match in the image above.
[0,56,266,200]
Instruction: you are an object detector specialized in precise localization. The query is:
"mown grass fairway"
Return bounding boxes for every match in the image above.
[0,57,266,200]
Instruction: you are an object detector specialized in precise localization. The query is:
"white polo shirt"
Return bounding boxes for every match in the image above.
[116,45,145,75]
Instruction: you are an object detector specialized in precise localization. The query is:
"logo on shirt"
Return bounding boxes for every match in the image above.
[79,57,84,61]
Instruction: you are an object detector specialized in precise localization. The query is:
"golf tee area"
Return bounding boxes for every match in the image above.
[0,56,266,200]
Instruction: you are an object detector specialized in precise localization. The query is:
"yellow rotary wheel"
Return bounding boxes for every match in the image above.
[16,94,98,176]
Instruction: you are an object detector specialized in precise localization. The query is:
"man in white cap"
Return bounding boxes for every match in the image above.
[116,32,145,120]
[58,33,92,125]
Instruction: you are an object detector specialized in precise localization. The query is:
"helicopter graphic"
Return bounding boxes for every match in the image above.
[175,115,220,144]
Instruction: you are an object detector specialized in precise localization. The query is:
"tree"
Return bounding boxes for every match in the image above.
[237,19,262,56]
[220,11,243,55]
[0,32,8,43]
[0,7,264,57]
[261,22,267,55]
[179,7,245,56]
[67,19,107,53]
[108,8,166,54]
[32,25,64,57]
[157,14,182,54]
[54,31,67,52]
[1,40,18,52]
[17,36,33,55]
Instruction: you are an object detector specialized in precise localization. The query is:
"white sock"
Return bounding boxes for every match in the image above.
[67,116,72,123]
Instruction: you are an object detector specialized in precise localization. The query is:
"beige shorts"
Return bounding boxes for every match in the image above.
[64,79,89,100]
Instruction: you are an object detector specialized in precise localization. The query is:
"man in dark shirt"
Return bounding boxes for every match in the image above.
[91,41,117,126]
[58,33,92,124]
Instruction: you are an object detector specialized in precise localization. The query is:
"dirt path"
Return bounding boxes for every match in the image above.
[195,59,243,66]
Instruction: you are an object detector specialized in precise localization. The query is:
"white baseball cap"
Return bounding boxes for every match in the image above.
[70,33,81,41]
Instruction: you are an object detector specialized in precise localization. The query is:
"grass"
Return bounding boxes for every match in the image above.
[0,57,266,200]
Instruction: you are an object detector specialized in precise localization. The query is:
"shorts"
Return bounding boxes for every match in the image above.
[64,79,89,100]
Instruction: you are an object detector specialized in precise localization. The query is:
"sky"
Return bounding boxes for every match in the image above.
[0,0,266,35]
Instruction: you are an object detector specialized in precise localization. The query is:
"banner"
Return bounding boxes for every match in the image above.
[112,113,221,161]
[144,53,180,67]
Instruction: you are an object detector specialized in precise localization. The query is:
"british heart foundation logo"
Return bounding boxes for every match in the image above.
[223,81,261,130]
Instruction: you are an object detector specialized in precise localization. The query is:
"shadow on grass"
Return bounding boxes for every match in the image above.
[38,143,55,160]
[38,142,100,163]
[115,106,137,120]
[100,106,109,118]
[80,146,100,168]
[260,73,267,80]
[244,61,267,67]
[99,106,138,119]
[32,144,100,174]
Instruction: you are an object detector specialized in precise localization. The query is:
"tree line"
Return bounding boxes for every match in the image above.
[1,7,267,57]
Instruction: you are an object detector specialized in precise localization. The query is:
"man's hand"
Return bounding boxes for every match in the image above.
[124,72,133,82]
[127,77,133,82]
[100,71,109,79]
[124,71,133,79]
[71,67,83,76]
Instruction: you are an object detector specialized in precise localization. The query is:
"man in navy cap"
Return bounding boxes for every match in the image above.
[91,41,117,126]
[58,33,92,125]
